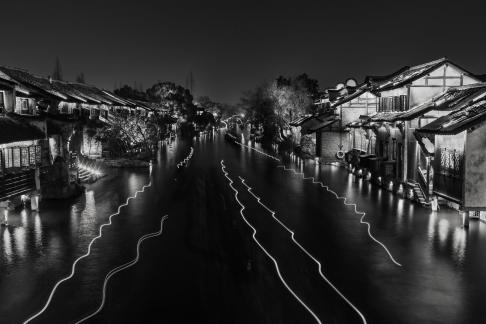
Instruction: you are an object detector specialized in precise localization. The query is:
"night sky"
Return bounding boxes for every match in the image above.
[1,0,485,103]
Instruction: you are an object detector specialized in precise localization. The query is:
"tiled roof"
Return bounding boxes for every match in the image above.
[330,83,371,107]
[397,83,486,121]
[0,67,68,100]
[374,58,447,91]
[0,66,141,108]
[417,99,486,135]
[0,114,45,144]
[369,112,402,122]
[289,114,314,127]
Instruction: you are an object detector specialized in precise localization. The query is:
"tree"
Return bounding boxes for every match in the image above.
[53,57,63,81]
[96,114,159,157]
[114,84,147,101]
[146,82,196,121]
[75,73,86,84]
[240,83,278,143]
[269,79,313,130]
[240,73,319,144]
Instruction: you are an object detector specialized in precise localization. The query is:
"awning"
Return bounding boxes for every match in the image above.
[308,118,339,133]
[0,116,45,144]
[414,131,434,156]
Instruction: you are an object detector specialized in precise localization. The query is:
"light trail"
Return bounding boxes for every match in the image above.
[239,176,367,324]
[276,165,402,267]
[177,147,194,168]
[225,134,401,267]
[75,215,169,323]
[226,133,280,161]
[220,160,322,324]
[23,181,153,324]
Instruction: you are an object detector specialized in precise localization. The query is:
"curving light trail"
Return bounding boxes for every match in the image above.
[226,133,280,161]
[23,181,153,324]
[75,215,169,323]
[177,147,194,168]
[225,134,401,267]
[220,160,322,324]
[238,176,367,324]
[276,165,402,267]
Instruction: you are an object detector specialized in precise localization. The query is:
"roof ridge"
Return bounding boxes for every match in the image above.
[409,57,447,70]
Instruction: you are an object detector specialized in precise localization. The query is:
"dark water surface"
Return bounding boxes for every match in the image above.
[2,132,486,323]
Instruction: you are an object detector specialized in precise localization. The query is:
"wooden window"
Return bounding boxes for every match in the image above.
[35,145,41,164]
[0,91,5,111]
[20,99,30,114]
[21,147,29,167]
[29,146,36,165]
[4,149,12,168]
[378,95,408,112]
[12,148,21,167]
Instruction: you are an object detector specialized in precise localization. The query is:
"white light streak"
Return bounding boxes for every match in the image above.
[75,215,169,323]
[226,133,280,161]
[23,181,153,324]
[177,147,194,168]
[220,160,321,324]
[239,176,367,323]
[276,165,402,267]
[224,136,401,267]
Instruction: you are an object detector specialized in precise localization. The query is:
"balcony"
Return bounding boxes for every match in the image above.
[377,95,408,112]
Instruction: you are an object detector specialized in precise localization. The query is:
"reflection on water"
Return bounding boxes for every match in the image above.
[3,229,12,263]
[34,212,42,248]
[452,227,467,264]
[14,227,26,258]
[427,212,437,242]
[438,218,450,247]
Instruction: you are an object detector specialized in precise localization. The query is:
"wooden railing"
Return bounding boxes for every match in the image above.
[0,170,36,201]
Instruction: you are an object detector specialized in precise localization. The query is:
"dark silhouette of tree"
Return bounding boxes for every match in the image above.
[75,73,86,84]
[114,85,147,101]
[146,82,196,120]
[53,57,63,81]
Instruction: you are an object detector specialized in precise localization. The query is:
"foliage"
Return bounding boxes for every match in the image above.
[75,73,86,84]
[240,73,319,143]
[96,114,159,157]
[146,82,196,121]
[114,85,148,101]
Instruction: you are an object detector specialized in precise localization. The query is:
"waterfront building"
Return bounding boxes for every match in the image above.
[345,58,482,202]
[416,86,486,219]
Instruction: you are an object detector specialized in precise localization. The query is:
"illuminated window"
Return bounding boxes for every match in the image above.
[12,147,21,167]
[21,147,29,167]
[0,91,5,112]
[20,99,30,114]
[4,149,12,168]
[35,145,41,164]
[29,146,36,165]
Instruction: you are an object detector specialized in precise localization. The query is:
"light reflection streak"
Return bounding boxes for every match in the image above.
[226,133,280,161]
[177,147,194,168]
[220,160,321,324]
[23,180,152,324]
[76,215,169,323]
[239,176,367,324]
[34,212,42,248]
[452,227,467,264]
[438,218,450,246]
[3,229,12,262]
[276,165,402,267]
[14,227,26,258]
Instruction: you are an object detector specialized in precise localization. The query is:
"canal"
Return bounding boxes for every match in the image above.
[2,131,486,323]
